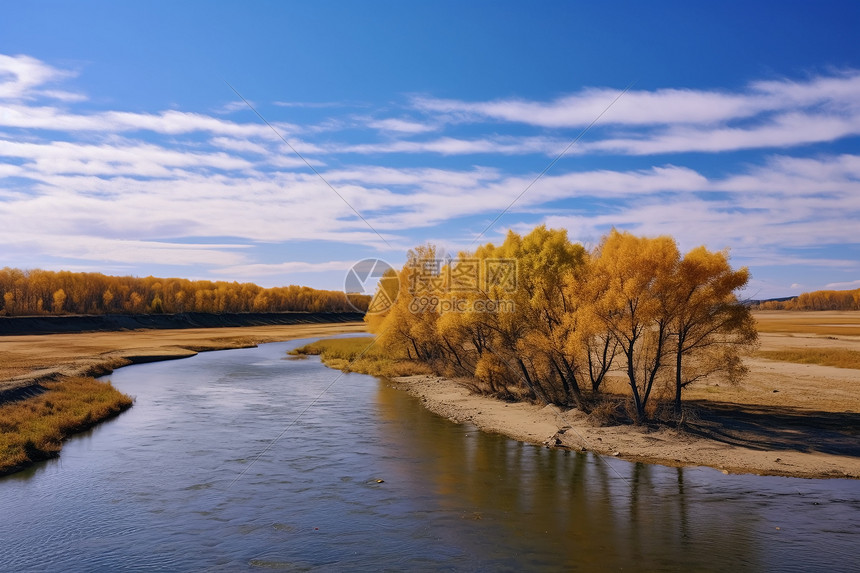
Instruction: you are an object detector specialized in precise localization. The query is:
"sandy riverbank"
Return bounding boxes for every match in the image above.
[388,316,860,480]
[392,371,858,480]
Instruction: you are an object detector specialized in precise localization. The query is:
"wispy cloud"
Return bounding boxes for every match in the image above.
[0,54,83,101]
[824,279,860,289]
[412,71,860,128]
[215,260,357,277]
[1,53,857,296]
[412,71,860,155]
[366,117,438,134]
[333,135,566,156]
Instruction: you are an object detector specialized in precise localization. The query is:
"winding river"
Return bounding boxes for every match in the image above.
[1,337,857,571]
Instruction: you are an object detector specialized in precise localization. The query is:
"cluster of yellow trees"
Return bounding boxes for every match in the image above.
[0,268,367,316]
[367,227,757,421]
[757,288,860,311]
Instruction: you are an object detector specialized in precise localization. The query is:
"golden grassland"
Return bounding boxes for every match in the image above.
[752,311,860,370]
[753,310,860,336]
[290,337,430,378]
[756,348,860,370]
[0,377,133,476]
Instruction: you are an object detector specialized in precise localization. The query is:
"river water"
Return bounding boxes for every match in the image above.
[1,338,857,572]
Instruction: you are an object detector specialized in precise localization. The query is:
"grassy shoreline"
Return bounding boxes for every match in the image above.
[289,336,430,377]
[0,377,133,476]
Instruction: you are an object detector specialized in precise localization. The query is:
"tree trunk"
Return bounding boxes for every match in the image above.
[560,355,586,409]
[550,356,572,405]
[624,346,645,423]
[674,332,685,417]
[517,358,546,404]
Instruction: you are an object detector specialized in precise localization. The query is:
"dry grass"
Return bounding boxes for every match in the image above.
[290,337,431,378]
[0,376,133,475]
[754,311,860,336]
[757,347,860,370]
[587,397,628,426]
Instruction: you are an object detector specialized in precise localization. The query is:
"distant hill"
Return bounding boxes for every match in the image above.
[754,288,860,310]
[0,267,369,316]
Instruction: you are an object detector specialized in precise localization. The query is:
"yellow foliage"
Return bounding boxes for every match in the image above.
[0,267,366,316]
[365,226,756,422]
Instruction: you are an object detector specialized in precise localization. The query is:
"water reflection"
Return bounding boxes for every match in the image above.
[374,379,852,571]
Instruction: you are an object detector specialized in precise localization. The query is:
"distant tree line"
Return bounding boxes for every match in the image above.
[367,226,757,422]
[756,288,860,311]
[0,268,368,316]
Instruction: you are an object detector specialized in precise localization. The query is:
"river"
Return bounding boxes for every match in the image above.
[0,337,857,571]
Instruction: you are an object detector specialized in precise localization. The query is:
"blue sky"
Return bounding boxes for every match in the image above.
[1,1,859,299]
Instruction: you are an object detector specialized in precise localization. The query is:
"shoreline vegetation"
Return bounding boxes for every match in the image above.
[0,377,132,476]
[0,319,366,476]
[292,326,860,480]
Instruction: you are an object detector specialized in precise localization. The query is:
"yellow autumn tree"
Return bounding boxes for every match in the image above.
[368,226,758,422]
[52,289,67,313]
[370,244,446,363]
[511,226,589,407]
[589,229,680,422]
[668,246,758,416]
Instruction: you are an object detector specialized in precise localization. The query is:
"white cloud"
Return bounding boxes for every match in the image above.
[0,138,255,177]
[210,136,270,155]
[414,88,763,127]
[367,117,437,134]
[0,231,250,266]
[413,71,860,128]
[215,260,357,276]
[0,54,82,101]
[214,100,253,114]
[336,135,566,156]
[1,53,857,296]
[411,71,860,156]
[0,103,299,139]
[587,112,860,155]
[824,279,860,290]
